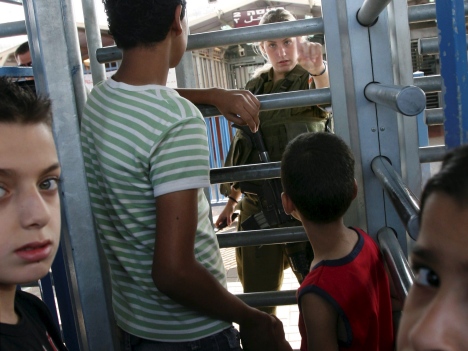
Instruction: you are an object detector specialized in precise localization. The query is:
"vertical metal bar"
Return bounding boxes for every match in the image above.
[176,52,197,88]
[368,6,408,253]
[50,241,81,351]
[21,0,118,349]
[435,0,468,148]
[60,0,87,120]
[80,0,106,85]
[321,0,375,233]
[38,273,61,333]
[205,117,215,202]
[387,0,423,230]
[413,71,432,186]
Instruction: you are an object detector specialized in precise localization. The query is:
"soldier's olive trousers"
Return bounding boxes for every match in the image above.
[235,198,312,315]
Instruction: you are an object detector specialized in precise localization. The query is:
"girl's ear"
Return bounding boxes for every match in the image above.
[259,42,266,54]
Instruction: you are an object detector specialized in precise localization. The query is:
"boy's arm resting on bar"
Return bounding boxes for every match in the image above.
[176,88,260,132]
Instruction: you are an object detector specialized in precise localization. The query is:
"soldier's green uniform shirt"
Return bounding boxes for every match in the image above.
[222,64,330,210]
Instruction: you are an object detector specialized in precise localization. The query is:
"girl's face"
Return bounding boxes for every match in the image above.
[397,192,468,351]
[261,37,298,81]
[0,123,61,288]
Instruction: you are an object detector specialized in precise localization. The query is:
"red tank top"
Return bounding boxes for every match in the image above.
[297,228,394,351]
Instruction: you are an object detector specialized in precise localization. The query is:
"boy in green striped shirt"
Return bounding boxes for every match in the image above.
[80,0,291,350]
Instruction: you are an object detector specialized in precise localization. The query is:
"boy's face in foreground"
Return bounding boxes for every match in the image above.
[397,192,468,351]
[0,123,61,287]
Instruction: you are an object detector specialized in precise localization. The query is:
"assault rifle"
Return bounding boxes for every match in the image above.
[232,124,294,230]
[233,124,312,282]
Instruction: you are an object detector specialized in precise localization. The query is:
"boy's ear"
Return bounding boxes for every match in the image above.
[281,192,294,215]
[352,179,358,200]
[171,4,184,36]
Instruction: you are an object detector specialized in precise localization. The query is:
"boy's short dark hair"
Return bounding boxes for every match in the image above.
[103,0,187,50]
[14,41,30,58]
[281,132,355,223]
[0,76,52,127]
[420,144,468,221]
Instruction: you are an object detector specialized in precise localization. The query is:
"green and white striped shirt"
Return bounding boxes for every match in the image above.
[80,79,229,341]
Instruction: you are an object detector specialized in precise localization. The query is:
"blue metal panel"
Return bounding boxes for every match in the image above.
[0,66,34,77]
[205,116,234,204]
[435,0,468,148]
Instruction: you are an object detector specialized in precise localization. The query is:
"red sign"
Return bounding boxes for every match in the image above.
[233,7,284,28]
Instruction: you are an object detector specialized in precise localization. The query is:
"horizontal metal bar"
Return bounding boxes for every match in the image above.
[424,108,444,126]
[419,34,468,55]
[377,227,414,303]
[364,83,426,116]
[408,2,468,23]
[96,18,324,64]
[371,156,420,240]
[419,145,447,163]
[0,0,23,5]
[408,3,436,23]
[0,66,34,77]
[199,88,331,118]
[189,18,324,51]
[217,226,307,248]
[0,20,27,38]
[210,162,280,185]
[357,0,392,26]
[236,289,297,307]
[413,75,442,93]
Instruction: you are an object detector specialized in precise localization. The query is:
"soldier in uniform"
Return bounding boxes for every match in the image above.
[216,8,331,315]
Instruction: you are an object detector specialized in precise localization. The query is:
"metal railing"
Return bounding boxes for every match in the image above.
[371,156,420,240]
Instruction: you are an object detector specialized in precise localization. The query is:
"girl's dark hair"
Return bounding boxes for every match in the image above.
[419,144,468,222]
[0,77,52,127]
[103,0,187,50]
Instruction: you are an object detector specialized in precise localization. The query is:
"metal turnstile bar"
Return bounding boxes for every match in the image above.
[210,162,280,185]
[0,20,26,38]
[419,145,447,163]
[377,227,414,302]
[413,75,442,93]
[198,88,332,118]
[357,0,392,26]
[408,1,468,23]
[236,290,297,307]
[364,83,426,116]
[424,108,444,126]
[217,226,307,248]
[0,0,23,5]
[419,34,468,55]
[96,17,324,64]
[371,156,420,240]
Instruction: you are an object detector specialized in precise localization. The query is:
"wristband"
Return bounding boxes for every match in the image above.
[310,61,327,77]
[228,196,238,204]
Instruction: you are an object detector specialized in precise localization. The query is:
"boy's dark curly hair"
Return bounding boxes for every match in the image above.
[103,0,187,50]
[420,144,468,222]
[281,132,356,224]
[0,76,52,127]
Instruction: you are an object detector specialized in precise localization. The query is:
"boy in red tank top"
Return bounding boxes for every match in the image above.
[281,132,394,351]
